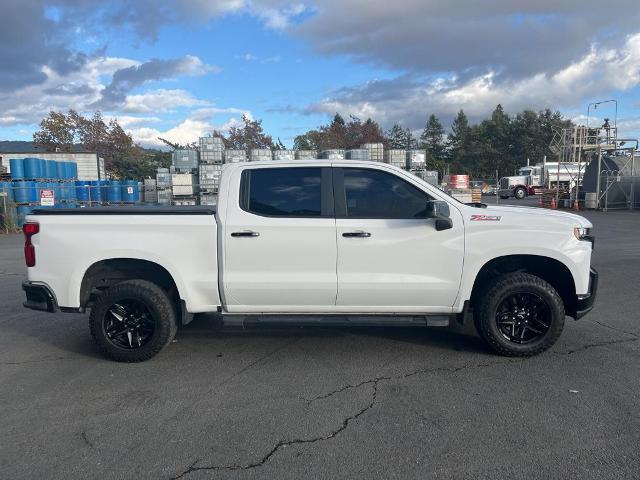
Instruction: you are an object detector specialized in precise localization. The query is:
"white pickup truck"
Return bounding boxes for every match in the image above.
[22,160,598,362]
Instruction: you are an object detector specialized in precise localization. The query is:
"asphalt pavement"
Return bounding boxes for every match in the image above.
[1,199,639,479]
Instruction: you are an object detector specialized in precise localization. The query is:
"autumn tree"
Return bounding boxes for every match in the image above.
[227,115,273,149]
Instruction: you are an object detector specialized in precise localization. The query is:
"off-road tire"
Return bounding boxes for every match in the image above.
[89,280,177,362]
[474,273,565,357]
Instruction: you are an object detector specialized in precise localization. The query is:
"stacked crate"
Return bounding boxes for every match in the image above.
[384,149,406,168]
[199,136,225,165]
[345,149,370,161]
[199,164,222,195]
[172,149,199,173]
[171,173,198,199]
[406,150,427,171]
[156,168,172,205]
[274,150,295,161]
[143,178,157,203]
[361,143,384,162]
[318,150,345,160]
[295,150,318,160]
[224,150,247,163]
[249,149,272,162]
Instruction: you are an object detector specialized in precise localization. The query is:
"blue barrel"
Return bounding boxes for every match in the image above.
[66,181,77,201]
[9,158,25,180]
[45,160,57,179]
[121,180,139,203]
[88,180,102,202]
[75,181,90,202]
[107,180,122,202]
[13,181,37,204]
[64,162,77,179]
[56,161,66,179]
[23,158,42,179]
[16,205,34,227]
[0,181,14,202]
[39,159,47,177]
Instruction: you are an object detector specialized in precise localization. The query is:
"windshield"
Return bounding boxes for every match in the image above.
[518,168,532,176]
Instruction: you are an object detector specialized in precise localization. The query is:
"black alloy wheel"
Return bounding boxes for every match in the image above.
[103,300,156,349]
[495,292,551,344]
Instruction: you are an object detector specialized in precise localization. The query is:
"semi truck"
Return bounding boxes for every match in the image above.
[499,162,586,199]
[21,160,597,361]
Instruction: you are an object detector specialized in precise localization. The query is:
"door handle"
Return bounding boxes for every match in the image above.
[342,231,371,238]
[231,231,260,237]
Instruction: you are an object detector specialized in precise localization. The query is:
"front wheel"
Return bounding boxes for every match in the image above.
[89,280,177,362]
[474,273,565,357]
[514,187,527,199]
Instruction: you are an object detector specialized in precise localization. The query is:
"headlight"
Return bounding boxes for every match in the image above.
[574,227,595,247]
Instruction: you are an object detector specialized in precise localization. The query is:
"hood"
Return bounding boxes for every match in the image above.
[470,204,592,228]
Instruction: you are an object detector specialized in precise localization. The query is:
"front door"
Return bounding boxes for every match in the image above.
[334,167,464,313]
[222,166,337,313]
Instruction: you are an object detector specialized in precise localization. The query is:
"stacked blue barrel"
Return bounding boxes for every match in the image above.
[6,157,80,226]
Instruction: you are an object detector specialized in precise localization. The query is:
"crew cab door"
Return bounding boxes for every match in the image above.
[333,167,464,312]
[221,166,337,313]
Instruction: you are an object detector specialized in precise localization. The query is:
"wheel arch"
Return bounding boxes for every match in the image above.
[79,258,181,310]
[468,254,577,318]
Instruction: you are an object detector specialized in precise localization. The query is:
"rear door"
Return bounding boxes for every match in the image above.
[221,166,337,313]
[334,166,464,313]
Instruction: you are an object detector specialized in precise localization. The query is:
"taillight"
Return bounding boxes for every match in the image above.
[23,222,39,267]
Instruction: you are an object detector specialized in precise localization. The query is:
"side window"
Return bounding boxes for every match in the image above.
[342,168,431,219]
[240,167,323,217]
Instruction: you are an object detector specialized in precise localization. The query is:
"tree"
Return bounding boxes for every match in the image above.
[447,110,471,171]
[227,114,273,149]
[33,110,78,152]
[386,123,407,149]
[420,114,446,168]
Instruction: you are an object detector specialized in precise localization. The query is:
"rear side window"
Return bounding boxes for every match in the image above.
[341,168,431,219]
[240,167,324,217]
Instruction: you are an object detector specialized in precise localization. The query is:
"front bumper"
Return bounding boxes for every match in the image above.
[23,282,58,312]
[575,268,598,319]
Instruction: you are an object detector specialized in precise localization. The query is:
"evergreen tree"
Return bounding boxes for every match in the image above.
[386,123,407,149]
[420,114,446,168]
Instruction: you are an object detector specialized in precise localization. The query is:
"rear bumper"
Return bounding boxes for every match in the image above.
[575,268,598,319]
[23,281,58,312]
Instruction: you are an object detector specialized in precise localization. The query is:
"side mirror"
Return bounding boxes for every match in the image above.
[426,200,453,231]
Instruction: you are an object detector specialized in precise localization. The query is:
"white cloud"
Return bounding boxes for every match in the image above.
[308,33,640,130]
[122,89,208,113]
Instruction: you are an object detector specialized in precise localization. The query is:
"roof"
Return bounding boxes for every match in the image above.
[0,141,95,154]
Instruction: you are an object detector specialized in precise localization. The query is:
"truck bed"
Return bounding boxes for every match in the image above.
[30,206,216,215]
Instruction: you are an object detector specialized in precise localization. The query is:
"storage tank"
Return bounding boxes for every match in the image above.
[345,149,370,161]
[107,181,122,202]
[406,150,427,170]
[121,180,140,203]
[249,149,272,162]
[13,181,37,204]
[295,150,318,160]
[361,143,384,162]
[224,150,247,163]
[172,149,199,172]
[384,149,406,168]
[9,159,24,180]
[24,158,42,179]
[318,150,345,160]
[273,150,295,161]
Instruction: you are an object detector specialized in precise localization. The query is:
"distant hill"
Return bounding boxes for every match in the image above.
[0,141,166,154]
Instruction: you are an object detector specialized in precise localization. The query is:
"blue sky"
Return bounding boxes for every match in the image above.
[1,1,639,149]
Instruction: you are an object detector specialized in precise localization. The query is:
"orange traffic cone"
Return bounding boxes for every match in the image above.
[551,196,557,210]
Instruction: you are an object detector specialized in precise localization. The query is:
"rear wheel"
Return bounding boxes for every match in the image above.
[89,280,177,362]
[474,273,564,356]
[514,187,527,199]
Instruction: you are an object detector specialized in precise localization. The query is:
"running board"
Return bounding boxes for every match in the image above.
[221,314,453,328]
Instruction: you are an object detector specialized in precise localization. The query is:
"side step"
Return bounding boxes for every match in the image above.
[221,314,453,328]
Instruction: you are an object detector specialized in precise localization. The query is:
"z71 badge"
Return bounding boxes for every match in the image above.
[470,214,502,221]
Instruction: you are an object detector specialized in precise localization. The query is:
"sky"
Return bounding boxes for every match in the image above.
[1,0,639,149]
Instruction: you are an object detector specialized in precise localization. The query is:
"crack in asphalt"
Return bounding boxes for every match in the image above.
[551,337,638,355]
[172,336,639,478]
[81,431,95,450]
[588,320,639,339]
[172,383,378,479]
[0,355,72,365]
